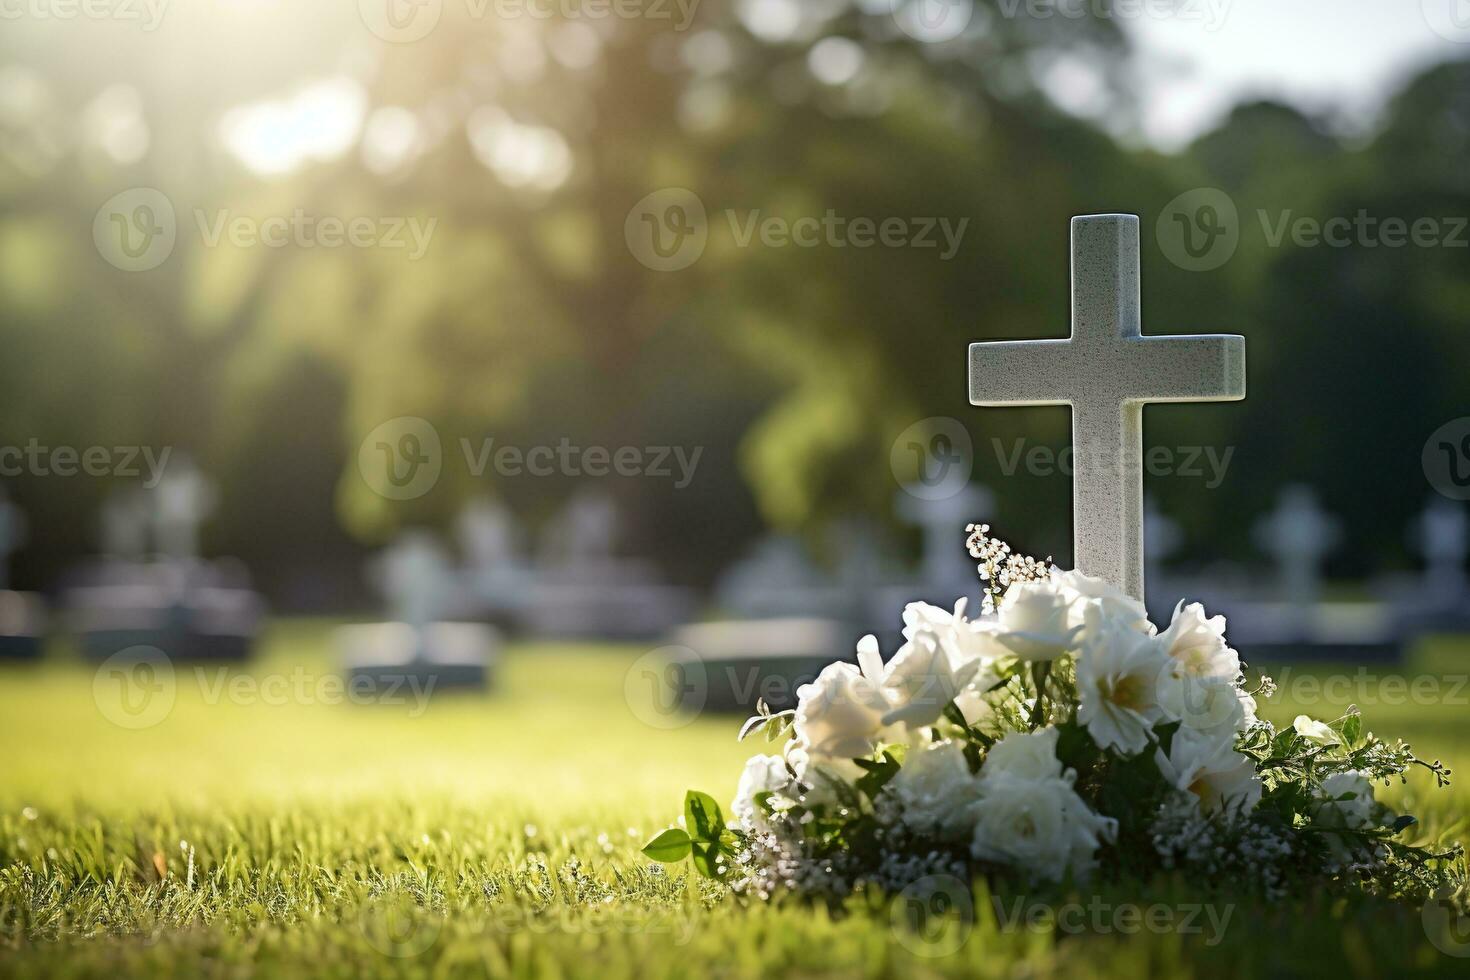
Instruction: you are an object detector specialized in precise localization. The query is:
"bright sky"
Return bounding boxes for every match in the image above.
[1123,0,1470,147]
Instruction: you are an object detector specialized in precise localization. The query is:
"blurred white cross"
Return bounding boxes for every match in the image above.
[968,214,1245,601]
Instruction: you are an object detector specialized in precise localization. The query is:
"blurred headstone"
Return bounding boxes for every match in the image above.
[456,498,535,626]
[524,489,693,638]
[65,463,265,662]
[715,535,848,620]
[337,530,497,692]
[0,487,45,659]
[667,618,854,713]
[1225,484,1398,662]
[1392,496,1470,637]
[150,458,216,561]
[1143,495,1183,623]
[101,488,150,563]
[868,483,992,632]
[1252,484,1340,636]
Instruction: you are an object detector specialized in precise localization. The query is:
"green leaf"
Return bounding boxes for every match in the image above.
[641,828,692,863]
[1390,814,1418,834]
[689,842,729,880]
[1341,714,1362,746]
[855,751,901,800]
[684,791,725,842]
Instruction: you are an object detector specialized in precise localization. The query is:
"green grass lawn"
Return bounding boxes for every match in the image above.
[2,623,1469,978]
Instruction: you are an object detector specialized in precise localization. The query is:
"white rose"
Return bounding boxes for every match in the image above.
[1155,728,1262,819]
[1313,771,1379,830]
[1157,671,1251,738]
[793,652,892,763]
[969,771,1117,883]
[904,597,1009,668]
[1052,568,1154,635]
[981,726,1064,782]
[1293,715,1339,746]
[881,628,980,729]
[996,580,1085,662]
[1157,601,1239,681]
[731,754,793,834]
[889,740,981,841]
[1076,614,1170,755]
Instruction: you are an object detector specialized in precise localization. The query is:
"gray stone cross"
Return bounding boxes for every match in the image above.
[968,214,1246,601]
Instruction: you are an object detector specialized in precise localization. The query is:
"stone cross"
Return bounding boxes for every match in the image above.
[1412,496,1467,600]
[102,489,150,561]
[968,214,1245,601]
[378,531,457,636]
[152,461,216,561]
[1252,484,1339,613]
[895,482,994,592]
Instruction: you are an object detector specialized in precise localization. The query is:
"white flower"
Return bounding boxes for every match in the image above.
[995,579,1085,661]
[1293,715,1339,746]
[1076,613,1169,755]
[731,754,793,834]
[1313,771,1379,830]
[1052,568,1154,635]
[889,741,981,841]
[981,726,1064,782]
[1157,601,1238,681]
[792,643,892,762]
[1155,728,1262,819]
[969,771,1117,882]
[904,597,1009,668]
[1158,671,1251,739]
[881,628,980,729]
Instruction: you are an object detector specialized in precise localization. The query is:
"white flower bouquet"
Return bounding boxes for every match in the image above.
[644,525,1462,903]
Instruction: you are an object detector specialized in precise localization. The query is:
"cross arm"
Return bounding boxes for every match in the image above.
[1125,334,1246,404]
[968,339,1075,407]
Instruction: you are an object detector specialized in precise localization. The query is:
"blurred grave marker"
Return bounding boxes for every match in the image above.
[337,530,497,693]
[66,464,264,663]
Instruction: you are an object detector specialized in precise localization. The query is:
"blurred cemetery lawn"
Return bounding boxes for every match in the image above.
[2,622,1469,978]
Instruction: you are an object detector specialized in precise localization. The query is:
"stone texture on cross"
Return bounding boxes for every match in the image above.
[968,214,1245,602]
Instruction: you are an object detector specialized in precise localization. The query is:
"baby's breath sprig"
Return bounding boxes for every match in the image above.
[965,522,1054,615]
